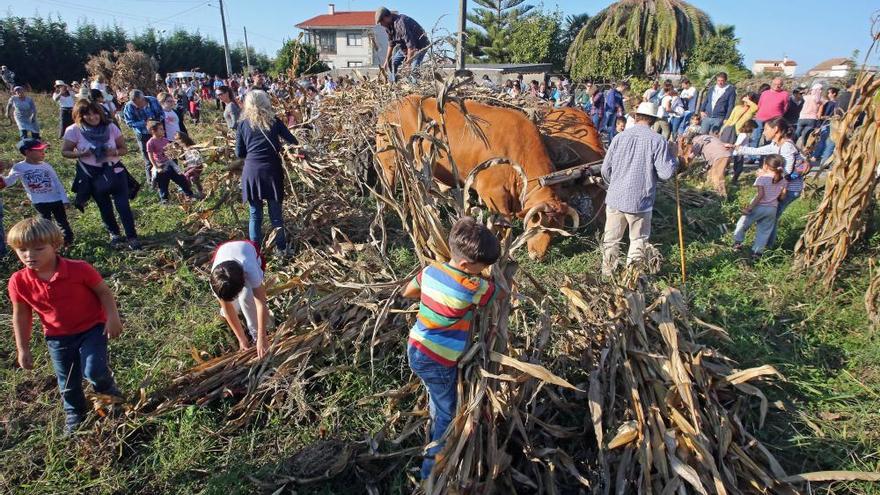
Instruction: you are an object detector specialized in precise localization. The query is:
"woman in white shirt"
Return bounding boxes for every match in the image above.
[52,81,76,138]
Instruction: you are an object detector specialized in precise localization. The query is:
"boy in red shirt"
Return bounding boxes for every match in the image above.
[7,217,124,433]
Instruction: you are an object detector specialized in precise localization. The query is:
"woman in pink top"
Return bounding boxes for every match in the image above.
[61,99,141,250]
[795,83,825,142]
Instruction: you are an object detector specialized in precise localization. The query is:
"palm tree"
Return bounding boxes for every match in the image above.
[566,0,714,76]
[561,13,590,47]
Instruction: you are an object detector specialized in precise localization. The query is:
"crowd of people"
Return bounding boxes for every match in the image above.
[0,13,864,480]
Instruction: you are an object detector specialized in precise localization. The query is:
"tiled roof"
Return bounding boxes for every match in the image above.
[808,57,853,72]
[296,11,374,28]
[754,59,798,66]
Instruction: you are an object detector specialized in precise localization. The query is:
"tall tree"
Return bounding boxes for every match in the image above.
[560,13,589,49]
[466,0,534,62]
[508,11,563,68]
[273,38,328,77]
[683,23,745,72]
[566,0,714,76]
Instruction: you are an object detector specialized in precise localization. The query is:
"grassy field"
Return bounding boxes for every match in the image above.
[0,93,876,494]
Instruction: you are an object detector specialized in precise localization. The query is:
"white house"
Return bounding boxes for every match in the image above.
[751,57,798,77]
[807,58,855,78]
[295,4,388,69]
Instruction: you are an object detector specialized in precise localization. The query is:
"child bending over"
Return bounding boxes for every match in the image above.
[402,216,501,480]
[210,240,270,358]
[7,217,124,433]
[732,154,788,258]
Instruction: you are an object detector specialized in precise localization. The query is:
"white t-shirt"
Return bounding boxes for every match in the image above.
[680,86,697,101]
[62,123,123,167]
[163,110,181,140]
[53,93,75,108]
[211,241,264,290]
[710,84,731,111]
[3,161,69,204]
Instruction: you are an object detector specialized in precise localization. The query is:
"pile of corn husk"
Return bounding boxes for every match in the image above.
[98,64,880,493]
[795,28,880,287]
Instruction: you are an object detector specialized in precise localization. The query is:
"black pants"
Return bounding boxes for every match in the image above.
[34,201,74,244]
[155,166,193,200]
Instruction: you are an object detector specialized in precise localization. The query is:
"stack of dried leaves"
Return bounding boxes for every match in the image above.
[795,25,880,287]
[96,66,880,494]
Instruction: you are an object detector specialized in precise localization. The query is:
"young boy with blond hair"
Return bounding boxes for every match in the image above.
[7,217,124,433]
[402,216,501,479]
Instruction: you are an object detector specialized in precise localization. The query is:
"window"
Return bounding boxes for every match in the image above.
[347,32,363,46]
[318,31,336,53]
[347,61,363,67]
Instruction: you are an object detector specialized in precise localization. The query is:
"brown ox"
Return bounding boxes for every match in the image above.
[376,95,577,259]
[538,107,607,224]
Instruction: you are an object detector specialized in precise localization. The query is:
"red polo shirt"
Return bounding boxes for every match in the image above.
[8,257,106,337]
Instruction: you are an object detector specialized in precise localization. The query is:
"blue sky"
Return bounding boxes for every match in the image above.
[7,0,879,73]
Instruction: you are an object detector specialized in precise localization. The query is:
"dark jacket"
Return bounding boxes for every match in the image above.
[700,84,737,119]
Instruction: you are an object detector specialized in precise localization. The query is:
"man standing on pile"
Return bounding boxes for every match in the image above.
[600,101,678,277]
[376,6,429,83]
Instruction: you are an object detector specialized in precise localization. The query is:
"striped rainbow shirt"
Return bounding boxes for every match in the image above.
[408,262,496,367]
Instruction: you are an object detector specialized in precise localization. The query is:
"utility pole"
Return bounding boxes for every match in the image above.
[456,0,467,70]
[218,0,233,77]
[243,27,252,76]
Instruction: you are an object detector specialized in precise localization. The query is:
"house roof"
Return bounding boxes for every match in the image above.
[808,57,854,72]
[754,59,798,66]
[296,11,374,29]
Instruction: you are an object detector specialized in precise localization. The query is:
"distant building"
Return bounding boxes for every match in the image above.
[295,4,388,69]
[751,57,798,77]
[807,58,855,78]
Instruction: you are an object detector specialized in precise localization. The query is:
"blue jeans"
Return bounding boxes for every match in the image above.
[45,323,120,428]
[93,171,138,239]
[603,110,619,138]
[676,111,694,135]
[591,112,602,131]
[700,116,724,134]
[248,198,286,250]
[390,48,427,83]
[408,345,457,480]
[767,189,801,248]
[135,133,152,184]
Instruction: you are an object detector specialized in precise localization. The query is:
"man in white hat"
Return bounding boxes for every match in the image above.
[599,101,678,277]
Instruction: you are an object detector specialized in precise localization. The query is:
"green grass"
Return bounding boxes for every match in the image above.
[0,93,877,494]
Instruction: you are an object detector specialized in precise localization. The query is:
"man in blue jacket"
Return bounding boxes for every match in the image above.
[603,81,628,139]
[122,89,164,185]
[699,72,736,134]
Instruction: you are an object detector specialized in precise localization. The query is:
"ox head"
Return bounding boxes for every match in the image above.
[522,200,579,260]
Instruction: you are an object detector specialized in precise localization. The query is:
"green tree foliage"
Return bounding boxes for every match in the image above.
[567,35,643,82]
[560,13,589,50]
[684,24,745,73]
[273,39,329,77]
[507,11,563,68]
[0,15,272,90]
[567,0,714,76]
[466,0,534,62]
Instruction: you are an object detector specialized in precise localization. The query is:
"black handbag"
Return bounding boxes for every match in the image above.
[77,162,117,196]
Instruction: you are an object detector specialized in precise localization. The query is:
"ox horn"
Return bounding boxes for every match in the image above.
[566,206,580,230]
[522,205,542,230]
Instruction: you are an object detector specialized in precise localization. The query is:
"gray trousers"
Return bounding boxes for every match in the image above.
[733,204,777,254]
[602,207,652,276]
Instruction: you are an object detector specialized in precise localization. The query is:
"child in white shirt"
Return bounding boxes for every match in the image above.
[1,139,73,244]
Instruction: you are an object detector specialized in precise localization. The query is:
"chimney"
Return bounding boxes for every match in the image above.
[328,3,335,15]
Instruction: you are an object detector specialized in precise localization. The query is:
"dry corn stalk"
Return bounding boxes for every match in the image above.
[794,25,880,286]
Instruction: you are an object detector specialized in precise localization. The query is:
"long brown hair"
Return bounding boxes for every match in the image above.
[72,99,109,126]
[764,116,793,140]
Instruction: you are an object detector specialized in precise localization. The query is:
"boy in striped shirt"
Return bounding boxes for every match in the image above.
[402,216,500,479]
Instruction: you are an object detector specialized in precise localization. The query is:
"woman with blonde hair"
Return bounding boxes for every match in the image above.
[235,90,297,255]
